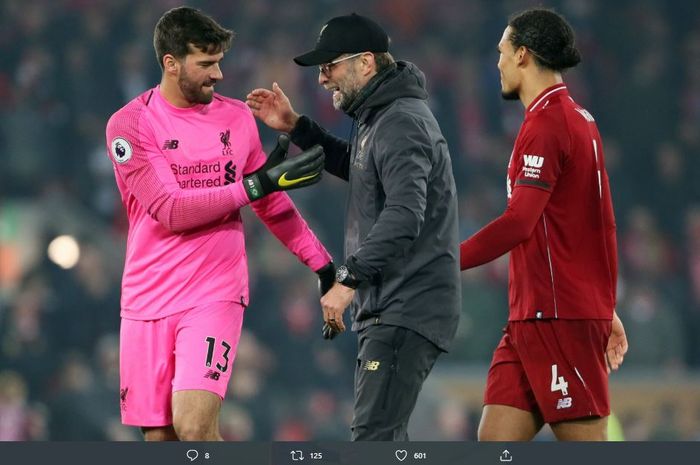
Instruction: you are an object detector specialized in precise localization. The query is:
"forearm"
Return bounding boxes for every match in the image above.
[116,155,252,233]
[252,191,331,271]
[459,216,527,270]
[152,181,251,233]
[460,187,550,270]
[290,115,350,180]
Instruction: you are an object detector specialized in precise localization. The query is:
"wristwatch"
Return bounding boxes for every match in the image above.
[335,264,360,289]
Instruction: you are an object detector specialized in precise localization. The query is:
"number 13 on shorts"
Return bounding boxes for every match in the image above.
[205,336,231,373]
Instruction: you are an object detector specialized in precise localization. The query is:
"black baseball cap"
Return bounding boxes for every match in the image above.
[293,13,389,66]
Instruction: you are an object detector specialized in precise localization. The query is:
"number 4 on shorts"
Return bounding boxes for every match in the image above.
[550,364,569,396]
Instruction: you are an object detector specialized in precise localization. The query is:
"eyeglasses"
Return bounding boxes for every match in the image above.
[318,52,365,76]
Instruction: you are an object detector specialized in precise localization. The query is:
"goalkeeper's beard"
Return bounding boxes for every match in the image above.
[178,68,215,105]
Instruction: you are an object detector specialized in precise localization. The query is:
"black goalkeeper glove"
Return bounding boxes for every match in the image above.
[316,262,339,340]
[243,134,324,201]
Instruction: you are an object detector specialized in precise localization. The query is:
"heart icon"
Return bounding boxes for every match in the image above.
[395,450,408,462]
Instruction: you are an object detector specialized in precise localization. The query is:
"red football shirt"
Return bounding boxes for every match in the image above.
[462,84,617,321]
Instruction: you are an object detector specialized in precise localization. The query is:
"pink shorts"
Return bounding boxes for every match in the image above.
[119,301,245,427]
[484,319,611,424]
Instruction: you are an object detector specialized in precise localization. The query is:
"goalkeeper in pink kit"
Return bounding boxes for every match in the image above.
[105,7,334,441]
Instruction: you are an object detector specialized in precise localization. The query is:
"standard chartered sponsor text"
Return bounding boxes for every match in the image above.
[172,162,226,189]
[171,161,221,175]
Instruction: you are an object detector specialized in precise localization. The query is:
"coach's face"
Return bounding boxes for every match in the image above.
[177,45,224,105]
[498,26,521,101]
[318,53,373,112]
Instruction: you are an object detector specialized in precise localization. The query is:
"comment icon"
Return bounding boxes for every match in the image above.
[186,449,199,461]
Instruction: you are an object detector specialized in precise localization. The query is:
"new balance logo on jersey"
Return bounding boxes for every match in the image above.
[556,397,573,409]
[523,154,544,168]
[162,140,179,150]
[204,370,221,381]
[364,360,381,371]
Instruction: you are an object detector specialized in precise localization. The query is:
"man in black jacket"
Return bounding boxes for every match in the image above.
[246,13,460,441]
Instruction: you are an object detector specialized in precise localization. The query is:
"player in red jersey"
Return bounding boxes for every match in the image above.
[460,8,629,441]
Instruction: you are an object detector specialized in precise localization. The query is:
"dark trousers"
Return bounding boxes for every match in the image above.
[351,324,442,441]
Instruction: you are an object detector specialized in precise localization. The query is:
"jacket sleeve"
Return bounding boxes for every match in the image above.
[289,115,351,181]
[106,109,251,234]
[345,113,431,282]
[244,129,332,272]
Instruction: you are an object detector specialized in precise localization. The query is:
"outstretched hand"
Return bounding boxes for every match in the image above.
[246,82,300,133]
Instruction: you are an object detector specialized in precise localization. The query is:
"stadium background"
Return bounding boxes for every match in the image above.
[1,0,699,440]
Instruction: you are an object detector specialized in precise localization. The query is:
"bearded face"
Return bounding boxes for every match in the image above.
[177,62,217,105]
[331,65,363,111]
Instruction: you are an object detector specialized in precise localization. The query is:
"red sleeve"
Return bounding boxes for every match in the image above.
[601,170,618,304]
[106,107,251,233]
[460,186,551,270]
[512,115,565,193]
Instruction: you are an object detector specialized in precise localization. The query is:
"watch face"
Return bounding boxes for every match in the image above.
[336,266,348,282]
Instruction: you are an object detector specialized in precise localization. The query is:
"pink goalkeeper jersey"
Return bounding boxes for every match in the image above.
[106,87,331,320]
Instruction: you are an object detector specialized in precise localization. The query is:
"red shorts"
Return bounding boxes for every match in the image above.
[119,301,245,426]
[484,319,611,423]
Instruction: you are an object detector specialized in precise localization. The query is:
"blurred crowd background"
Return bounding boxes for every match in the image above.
[1,0,700,441]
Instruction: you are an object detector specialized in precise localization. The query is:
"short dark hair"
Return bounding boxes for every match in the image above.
[508,8,581,71]
[374,52,395,74]
[153,6,234,69]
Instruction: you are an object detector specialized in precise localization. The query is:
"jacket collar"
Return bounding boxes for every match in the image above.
[344,62,397,120]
